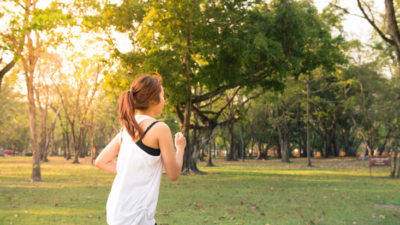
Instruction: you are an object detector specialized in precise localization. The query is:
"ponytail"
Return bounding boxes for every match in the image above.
[118,74,162,141]
[118,90,144,141]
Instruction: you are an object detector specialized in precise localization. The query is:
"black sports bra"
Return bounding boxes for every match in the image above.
[121,121,161,156]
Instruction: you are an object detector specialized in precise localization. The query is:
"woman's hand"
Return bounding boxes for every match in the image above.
[174,132,186,150]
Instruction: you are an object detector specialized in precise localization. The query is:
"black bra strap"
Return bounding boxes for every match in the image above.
[140,121,159,140]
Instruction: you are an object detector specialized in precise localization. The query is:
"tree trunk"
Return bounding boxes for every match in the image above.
[311,132,315,158]
[50,129,56,156]
[298,125,302,157]
[279,105,299,163]
[62,133,67,158]
[238,123,245,162]
[213,142,216,159]
[282,131,290,163]
[206,139,215,167]
[192,128,197,161]
[38,106,48,162]
[181,104,200,173]
[27,73,41,181]
[79,145,86,158]
[363,145,369,157]
[277,125,285,162]
[256,142,262,159]
[306,80,312,166]
[329,123,339,157]
[342,129,349,155]
[72,147,80,164]
[276,137,282,158]
[179,24,203,174]
[66,123,71,160]
[79,126,88,158]
[89,113,100,164]
[397,154,400,179]
[227,122,237,161]
[323,134,329,158]
[391,139,398,178]
[383,0,400,101]
[12,144,16,156]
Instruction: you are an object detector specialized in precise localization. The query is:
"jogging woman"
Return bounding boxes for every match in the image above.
[95,74,186,225]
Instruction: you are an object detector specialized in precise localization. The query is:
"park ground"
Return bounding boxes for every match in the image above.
[0,157,399,225]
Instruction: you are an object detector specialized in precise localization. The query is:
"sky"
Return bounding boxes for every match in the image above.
[1,0,386,62]
[314,0,385,43]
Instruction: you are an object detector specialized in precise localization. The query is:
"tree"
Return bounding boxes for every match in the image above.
[246,93,276,160]
[87,95,119,165]
[354,0,400,102]
[94,0,346,172]
[52,52,105,164]
[34,53,63,162]
[0,0,69,181]
[274,82,301,163]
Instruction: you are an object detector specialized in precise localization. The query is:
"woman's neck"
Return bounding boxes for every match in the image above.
[135,110,155,118]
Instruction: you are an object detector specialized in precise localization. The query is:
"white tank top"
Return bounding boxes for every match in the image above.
[106,115,163,225]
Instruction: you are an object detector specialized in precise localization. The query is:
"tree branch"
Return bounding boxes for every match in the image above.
[0,60,16,93]
[356,0,395,45]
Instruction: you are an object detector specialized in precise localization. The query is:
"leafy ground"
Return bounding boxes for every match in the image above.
[0,156,399,225]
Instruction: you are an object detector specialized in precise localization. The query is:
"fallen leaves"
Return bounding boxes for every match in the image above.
[305,220,316,225]
[371,213,385,219]
[194,203,202,210]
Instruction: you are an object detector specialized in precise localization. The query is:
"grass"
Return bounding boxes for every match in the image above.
[0,156,400,225]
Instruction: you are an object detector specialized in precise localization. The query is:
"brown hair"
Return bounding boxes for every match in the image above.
[118,73,162,141]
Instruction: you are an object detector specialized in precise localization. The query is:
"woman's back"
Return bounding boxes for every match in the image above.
[106,115,163,225]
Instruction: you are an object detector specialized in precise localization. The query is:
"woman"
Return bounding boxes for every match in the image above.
[95,74,186,225]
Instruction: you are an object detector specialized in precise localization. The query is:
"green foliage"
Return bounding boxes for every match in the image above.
[0,1,74,53]
[0,72,30,151]
[88,0,346,108]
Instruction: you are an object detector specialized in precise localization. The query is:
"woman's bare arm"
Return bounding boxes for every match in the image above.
[156,122,186,181]
[94,133,121,174]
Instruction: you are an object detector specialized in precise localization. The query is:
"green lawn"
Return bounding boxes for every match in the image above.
[0,156,399,225]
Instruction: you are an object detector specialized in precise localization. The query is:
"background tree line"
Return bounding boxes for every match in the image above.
[0,0,399,180]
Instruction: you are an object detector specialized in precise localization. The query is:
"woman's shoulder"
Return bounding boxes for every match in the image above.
[145,121,170,137]
[152,121,170,131]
